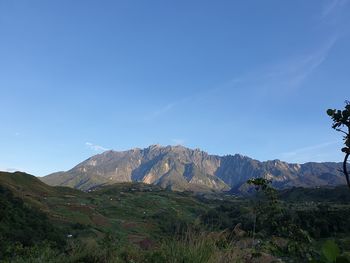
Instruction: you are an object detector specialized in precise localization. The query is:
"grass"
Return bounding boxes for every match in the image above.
[2,171,350,262]
[0,171,210,246]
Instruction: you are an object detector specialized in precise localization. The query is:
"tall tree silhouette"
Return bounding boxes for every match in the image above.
[327,101,350,188]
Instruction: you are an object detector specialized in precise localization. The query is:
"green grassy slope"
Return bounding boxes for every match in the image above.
[2,171,350,262]
[0,172,210,245]
[0,185,66,258]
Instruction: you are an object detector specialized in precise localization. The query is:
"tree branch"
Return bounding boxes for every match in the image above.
[343,152,350,188]
[335,128,349,136]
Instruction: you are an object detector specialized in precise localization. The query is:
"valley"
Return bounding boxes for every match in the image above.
[1,171,350,262]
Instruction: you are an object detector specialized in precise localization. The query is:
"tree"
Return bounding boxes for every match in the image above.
[327,100,350,188]
[246,178,279,246]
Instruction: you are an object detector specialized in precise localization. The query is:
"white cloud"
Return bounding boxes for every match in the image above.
[171,138,185,145]
[220,36,338,95]
[5,168,18,172]
[321,0,349,18]
[141,37,336,125]
[278,36,337,89]
[0,166,22,173]
[85,142,109,152]
[143,97,190,121]
[144,102,176,121]
[280,141,340,163]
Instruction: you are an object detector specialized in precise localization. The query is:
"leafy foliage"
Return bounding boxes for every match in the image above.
[0,185,65,259]
[327,100,350,187]
[311,240,350,263]
[322,240,340,262]
[327,101,350,151]
[2,171,350,262]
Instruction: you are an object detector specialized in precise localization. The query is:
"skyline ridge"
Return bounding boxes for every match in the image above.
[41,143,345,192]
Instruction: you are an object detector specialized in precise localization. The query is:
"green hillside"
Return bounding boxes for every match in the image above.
[0,171,213,261]
[1,171,350,262]
[0,184,65,259]
[0,171,207,234]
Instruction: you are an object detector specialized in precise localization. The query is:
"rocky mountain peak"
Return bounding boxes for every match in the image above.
[41,145,345,192]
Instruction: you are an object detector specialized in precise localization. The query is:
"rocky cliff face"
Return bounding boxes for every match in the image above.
[41,145,345,191]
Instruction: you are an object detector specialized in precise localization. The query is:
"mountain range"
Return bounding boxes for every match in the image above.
[41,144,346,192]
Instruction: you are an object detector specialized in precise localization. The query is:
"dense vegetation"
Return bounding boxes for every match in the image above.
[1,171,350,262]
[0,185,65,259]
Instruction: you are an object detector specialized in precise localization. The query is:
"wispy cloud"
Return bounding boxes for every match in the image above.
[321,0,349,18]
[144,102,177,121]
[143,79,243,121]
[143,37,336,122]
[144,25,339,121]
[143,97,190,121]
[275,36,337,89]
[320,0,350,33]
[171,138,185,145]
[280,141,339,163]
[85,142,109,152]
[220,36,338,95]
[0,167,22,173]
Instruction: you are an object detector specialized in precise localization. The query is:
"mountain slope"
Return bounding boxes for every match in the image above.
[0,171,212,254]
[41,145,345,191]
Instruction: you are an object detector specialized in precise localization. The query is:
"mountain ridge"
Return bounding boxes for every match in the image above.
[41,144,345,192]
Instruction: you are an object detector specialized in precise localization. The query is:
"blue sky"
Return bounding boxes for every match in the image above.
[1,0,350,176]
